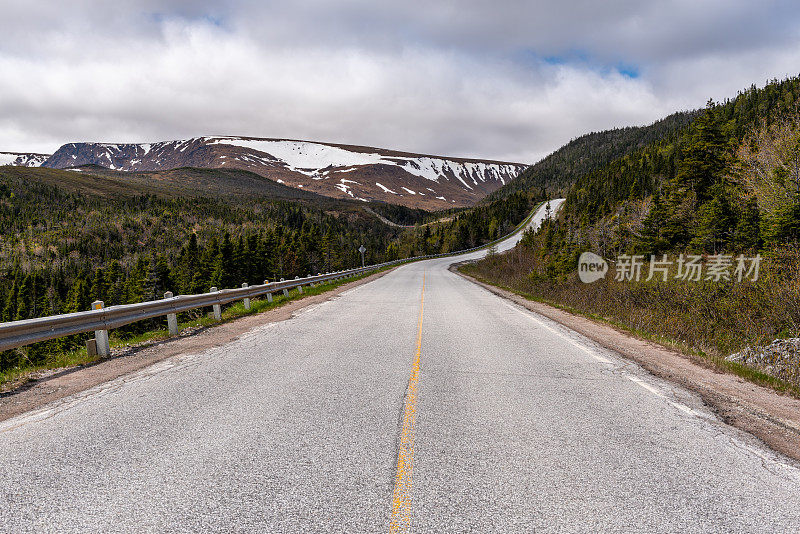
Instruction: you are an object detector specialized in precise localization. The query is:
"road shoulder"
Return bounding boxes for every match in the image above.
[0,269,393,423]
[454,265,800,463]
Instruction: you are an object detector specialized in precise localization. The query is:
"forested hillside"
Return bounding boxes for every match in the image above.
[0,163,546,373]
[387,191,542,258]
[543,76,800,264]
[0,167,401,322]
[488,111,698,199]
[467,75,800,381]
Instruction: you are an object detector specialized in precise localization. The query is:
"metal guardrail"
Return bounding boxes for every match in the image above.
[0,202,544,354]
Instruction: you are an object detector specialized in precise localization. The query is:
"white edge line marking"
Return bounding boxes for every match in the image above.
[626,375,664,397]
[505,302,613,363]
[504,301,709,418]
[628,374,706,417]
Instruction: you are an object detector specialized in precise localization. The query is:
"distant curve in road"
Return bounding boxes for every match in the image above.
[2,198,800,532]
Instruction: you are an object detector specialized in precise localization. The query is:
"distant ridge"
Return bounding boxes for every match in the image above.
[0,152,51,167]
[42,136,528,209]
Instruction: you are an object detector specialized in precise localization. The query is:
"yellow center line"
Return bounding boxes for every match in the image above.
[389,274,425,533]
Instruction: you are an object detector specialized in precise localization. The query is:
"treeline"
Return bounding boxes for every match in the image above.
[531,75,800,273]
[387,191,543,257]
[2,224,385,322]
[489,111,697,199]
[0,168,409,371]
[368,203,435,226]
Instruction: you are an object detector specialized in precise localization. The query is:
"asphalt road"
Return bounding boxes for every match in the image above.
[2,199,800,533]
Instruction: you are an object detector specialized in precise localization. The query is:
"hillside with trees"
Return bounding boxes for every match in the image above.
[466,75,800,387]
[0,166,407,369]
[0,164,545,375]
[488,111,698,199]
[546,76,800,261]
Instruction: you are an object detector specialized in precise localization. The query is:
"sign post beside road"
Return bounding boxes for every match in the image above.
[359,245,366,268]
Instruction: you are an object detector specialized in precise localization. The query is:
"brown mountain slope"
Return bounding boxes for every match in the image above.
[43,136,528,209]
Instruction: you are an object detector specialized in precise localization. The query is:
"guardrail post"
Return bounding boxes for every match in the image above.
[264,280,273,302]
[91,300,110,357]
[283,288,290,298]
[242,283,251,310]
[210,287,221,320]
[298,285,304,294]
[164,291,178,336]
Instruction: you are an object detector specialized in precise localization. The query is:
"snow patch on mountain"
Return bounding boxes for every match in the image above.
[209,137,523,185]
[375,182,397,194]
[211,138,384,170]
[42,135,527,208]
[0,152,50,167]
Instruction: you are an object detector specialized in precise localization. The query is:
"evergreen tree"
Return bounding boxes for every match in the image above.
[764,196,800,245]
[15,274,32,321]
[142,255,171,301]
[733,197,762,251]
[2,278,18,322]
[105,260,124,305]
[675,101,728,203]
[212,233,234,288]
[636,190,669,254]
[65,277,91,313]
[90,267,107,303]
[690,184,737,252]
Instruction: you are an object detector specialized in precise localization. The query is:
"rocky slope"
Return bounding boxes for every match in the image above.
[0,152,51,167]
[43,137,527,209]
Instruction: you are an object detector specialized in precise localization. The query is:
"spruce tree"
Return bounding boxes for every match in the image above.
[690,184,736,252]
[15,274,32,321]
[2,278,18,322]
[733,197,762,251]
[90,267,107,303]
[676,100,728,203]
[636,190,669,254]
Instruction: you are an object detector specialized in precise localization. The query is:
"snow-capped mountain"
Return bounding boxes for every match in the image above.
[43,137,527,208]
[0,152,51,167]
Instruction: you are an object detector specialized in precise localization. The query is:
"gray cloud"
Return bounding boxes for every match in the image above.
[1,1,800,161]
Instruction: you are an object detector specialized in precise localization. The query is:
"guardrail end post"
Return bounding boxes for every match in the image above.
[91,300,110,357]
[242,283,251,310]
[210,287,222,320]
[164,291,179,336]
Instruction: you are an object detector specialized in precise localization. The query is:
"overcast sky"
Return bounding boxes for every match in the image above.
[2,1,800,162]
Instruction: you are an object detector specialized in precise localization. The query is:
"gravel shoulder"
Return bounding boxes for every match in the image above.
[0,269,394,423]
[455,266,800,463]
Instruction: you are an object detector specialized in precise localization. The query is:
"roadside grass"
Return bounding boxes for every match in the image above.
[461,257,800,399]
[0,268,388,392]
